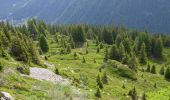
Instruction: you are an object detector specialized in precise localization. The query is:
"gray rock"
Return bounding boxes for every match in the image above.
[0,92,14,100]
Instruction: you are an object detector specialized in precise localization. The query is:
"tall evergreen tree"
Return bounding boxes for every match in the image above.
[103,47,108,62]
[39,35,49,53]
[128,55,138,72]
[165,67,170,79]
[152,37,163,58]
[102,28,113,44]
[95,88,101,98]
[139,42,147,64]
[109,44,119,61]
[102,72,108,84]
[151,65,156,74]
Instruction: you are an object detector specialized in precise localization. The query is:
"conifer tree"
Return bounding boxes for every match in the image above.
[95,88,101,98]
[151,65,156,74]
[102,28,113,44]
[103,47,108,62]
[82,56,86,63]
[160,66,165,75]
[142,93,147,100]
[123,37,131,53]
[109,44,119,61]
[39,35,49,53]
[146,64,151,72]
[139,42,147,64]
[96,75,103,89]
[152,37,163,58]
[96,47,100,53]
[128,55,138,72]
[165,67,170,79]
[102,72,108,84]
[94,58,96,63]
[119,42,126,61]
[0,62,3,71]
[66,45,71,54]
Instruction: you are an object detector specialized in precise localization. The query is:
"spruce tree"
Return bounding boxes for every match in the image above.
[102,72,108,84]
[39,35,49,53]
[152,37,163,58]
[165,67,170,79]
[103,47,108,62]
[142,93,147,100]
[82,56,86,63]
[95,88,101,98]
[128,55,138,72]
[151,65,156,74]
[109,44,119,61]
[146,64,151,72]
[0,62,3,71]
[96,75,103,89]
[160,66,165,75]
[66,45,71,54]
[139,42,147,64]
[119,42,126,61]
[96,47,100,53]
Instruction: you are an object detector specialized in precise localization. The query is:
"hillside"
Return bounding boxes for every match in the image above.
[0,0,170,33]
[0,19,170,99]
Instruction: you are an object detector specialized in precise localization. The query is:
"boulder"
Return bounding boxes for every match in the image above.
[0,92,14,100]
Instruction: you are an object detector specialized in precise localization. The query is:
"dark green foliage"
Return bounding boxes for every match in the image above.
[39,35,49,53]
[152,37,163,58]
[165,67,170,79]
[71,26,86,43]
[74,52,77,59]
[109,44,119,61]
[99,42,104,49]
[128,55,138,72]
[160,66,165,75]
[55,67,59,75]
[119,42,126,62]
[103,47,108,62]
[151,65,156,74]
[122,84,125,89]
[139,42,147,64]
[128,87,138,100]
[45,56,48,60]
[0,62,3,71]
[96,75,103,89]
[102,72,108,84]
[95,88,101,98]
[123,37,131,53]
[154,83,157,88]
[115,34,122,47]
[11,34,30,63]
[94,58,96,63]
[146,64,151,72]
[96,47,100,53]
[86,49,88,54]
[142,93,147,100]
[102,28,113,44]
[82,56,86,63]
[66,45,71,54]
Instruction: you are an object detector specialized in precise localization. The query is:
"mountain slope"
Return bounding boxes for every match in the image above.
[0,0,170,33]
